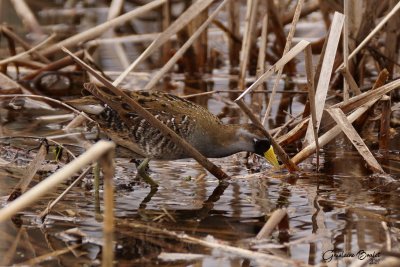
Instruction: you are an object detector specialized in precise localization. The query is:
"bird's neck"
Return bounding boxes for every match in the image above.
[201,124,253,158]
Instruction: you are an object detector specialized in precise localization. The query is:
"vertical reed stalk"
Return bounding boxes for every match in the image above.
[144,0,229,90]
[254,13,269,116]
[101,150,115,267]
[303,12,345,146]
[10,0,43,36]
[93,162,100,203]
[304,45,320,170]
[106,0,130,69]
[379,95,391,151]
[343,0,350,102]
[262,0,304,125]
[227,0,240,69]
[239,0,258,90]
[162,0,172,65]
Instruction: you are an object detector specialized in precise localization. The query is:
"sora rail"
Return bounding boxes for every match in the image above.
[67,90,279,167]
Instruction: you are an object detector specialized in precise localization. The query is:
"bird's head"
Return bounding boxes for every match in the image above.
[253,138,279,167]
[235,124,280,167]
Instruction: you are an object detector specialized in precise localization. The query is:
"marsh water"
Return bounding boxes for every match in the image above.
[1,1,400,265]
[1,73,399,266]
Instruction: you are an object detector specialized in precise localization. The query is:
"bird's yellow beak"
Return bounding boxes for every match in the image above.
[264,146,279,167]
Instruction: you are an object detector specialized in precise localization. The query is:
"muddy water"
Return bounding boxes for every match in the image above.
[0,77,399,267]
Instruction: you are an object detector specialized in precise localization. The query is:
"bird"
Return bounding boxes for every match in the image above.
[66,90,279,183]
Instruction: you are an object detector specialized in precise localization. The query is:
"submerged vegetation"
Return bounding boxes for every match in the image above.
[0,0,400,266]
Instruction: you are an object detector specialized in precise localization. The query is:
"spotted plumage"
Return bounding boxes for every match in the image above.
[67,90,279,165]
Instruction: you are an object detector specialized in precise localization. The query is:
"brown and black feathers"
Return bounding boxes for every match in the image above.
[67,90,274,162]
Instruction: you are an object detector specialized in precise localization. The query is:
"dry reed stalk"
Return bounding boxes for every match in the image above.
[10,0,44,37]
[175,29,197,74]
[339,68,362,95]
[107,0,123,19]
[345,0,360,61]
[372,69,390,91]
[39,167,91,220]
[113,0,214,86]
[105,0,130,69]
[238,0,259,90]
[93,162,100,207]
[292,102,376,165]
[0,26,50,63]
[382,221,392,251]
[256,208,287,239]
[144,0,229,90]
[304,45,319,170]
[336,1,400,71]
[241,0,252,61]
[287,70,391,160]
[0,94,93,121]
[281,0,319,25]
[327,108,384,173]
[235,99,299,171]
[11,59,45,69]
[7,144,47,201]
[332,77,398,113]
[64,112,88,129]
[100,149,115,267]
[273,112,302,138]
[384,0,400,77]
[22,50,84,81]
[310,26,328,95]
[253,13,269,114]
[256,14,269,84]
[0,140,115,223]
[62,47,229,180]
[236,40,310,101]
[318,0,331,29]
[0,34,56,66]
[0,73,31,94]
[266,0,286,54]
[379,95,391,151]
[190,6,209,73]
[291,71,398,166]
[343,0,350,102]
[278,70,393,147]
[85,33,159,47]
[227,0,240,68]
[118,221,310,267]
[262,0,304,124]
[161,0,172,65]
[214,89,308,94]
[180,90,216,98]
[303,12,345,146]
[39,0,166,57]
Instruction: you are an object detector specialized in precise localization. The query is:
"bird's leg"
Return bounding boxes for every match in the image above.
[136,158,158,187]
